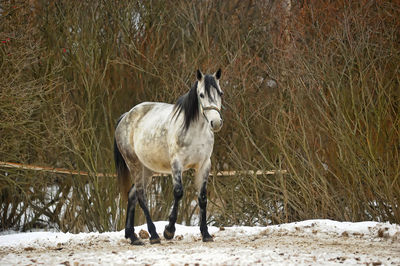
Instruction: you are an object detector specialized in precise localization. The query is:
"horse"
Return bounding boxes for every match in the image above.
[114,69,223,245]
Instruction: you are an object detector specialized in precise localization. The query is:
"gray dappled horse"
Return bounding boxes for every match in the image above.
[114,69,223,245]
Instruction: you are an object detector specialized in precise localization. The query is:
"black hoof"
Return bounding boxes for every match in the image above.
[150,237,161,244]
[125,228,137,239]
[163,226,175,240]
[202,234,213,242]
[125,229,144,245]
[131,238,145,245]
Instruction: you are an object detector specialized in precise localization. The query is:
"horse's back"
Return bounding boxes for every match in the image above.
[129,101,174,131]
[118,102,173,131]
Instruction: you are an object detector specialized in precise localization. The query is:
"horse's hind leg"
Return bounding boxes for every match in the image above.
[125,184,144,245]
[137,165,161,244]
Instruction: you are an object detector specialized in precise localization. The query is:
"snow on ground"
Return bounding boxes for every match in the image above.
[1,220,399,265]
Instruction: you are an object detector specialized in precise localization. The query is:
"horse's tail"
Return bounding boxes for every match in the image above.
[114,115,131,203]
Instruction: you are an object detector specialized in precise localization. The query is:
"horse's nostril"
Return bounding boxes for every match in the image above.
[210,120,222,132]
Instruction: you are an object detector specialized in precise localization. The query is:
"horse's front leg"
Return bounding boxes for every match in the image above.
[164,160,183,240]
[196,159,213,242]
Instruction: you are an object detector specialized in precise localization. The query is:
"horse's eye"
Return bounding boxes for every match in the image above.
[200,93,204,98]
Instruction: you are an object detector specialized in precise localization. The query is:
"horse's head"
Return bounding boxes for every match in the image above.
[196,69,224,132]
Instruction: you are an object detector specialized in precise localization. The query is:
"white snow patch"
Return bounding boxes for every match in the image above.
[1,219,399,249]
[1,219,399,265]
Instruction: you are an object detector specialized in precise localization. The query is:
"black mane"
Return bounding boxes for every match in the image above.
[174,81,200,131]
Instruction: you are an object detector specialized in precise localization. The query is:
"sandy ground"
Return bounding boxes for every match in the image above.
[1,221,399,265]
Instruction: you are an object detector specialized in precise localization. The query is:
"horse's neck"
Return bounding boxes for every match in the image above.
[172,114,212,143]
[186,118,213,141]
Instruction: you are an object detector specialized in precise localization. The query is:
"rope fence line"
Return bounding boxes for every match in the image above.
[0,161,111,177]
[0,161,287,178]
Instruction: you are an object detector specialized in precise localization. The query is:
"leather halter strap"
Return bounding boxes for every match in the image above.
[203,105,222,116]
[201,104,222,122]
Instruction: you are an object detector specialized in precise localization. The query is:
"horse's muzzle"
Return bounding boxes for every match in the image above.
[202,105,223,132]
[210,119,223,132]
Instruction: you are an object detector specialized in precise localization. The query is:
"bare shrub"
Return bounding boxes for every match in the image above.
[1,0,399,231]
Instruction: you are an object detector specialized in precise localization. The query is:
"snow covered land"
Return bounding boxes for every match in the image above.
[1,219,399,265]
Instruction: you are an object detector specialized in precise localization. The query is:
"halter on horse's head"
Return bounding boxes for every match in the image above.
[174,68,224,132]
[196,69,224,132]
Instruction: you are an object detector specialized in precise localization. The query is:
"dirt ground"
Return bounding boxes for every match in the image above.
[1,228,399,265]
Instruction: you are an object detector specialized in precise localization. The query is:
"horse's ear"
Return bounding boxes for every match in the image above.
[197,69,203,81]
[215,68,222,80]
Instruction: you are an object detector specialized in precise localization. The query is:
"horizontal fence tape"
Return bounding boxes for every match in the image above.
[0,161,287,177]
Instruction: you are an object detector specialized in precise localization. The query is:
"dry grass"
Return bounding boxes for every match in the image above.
[1,0,399,232]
